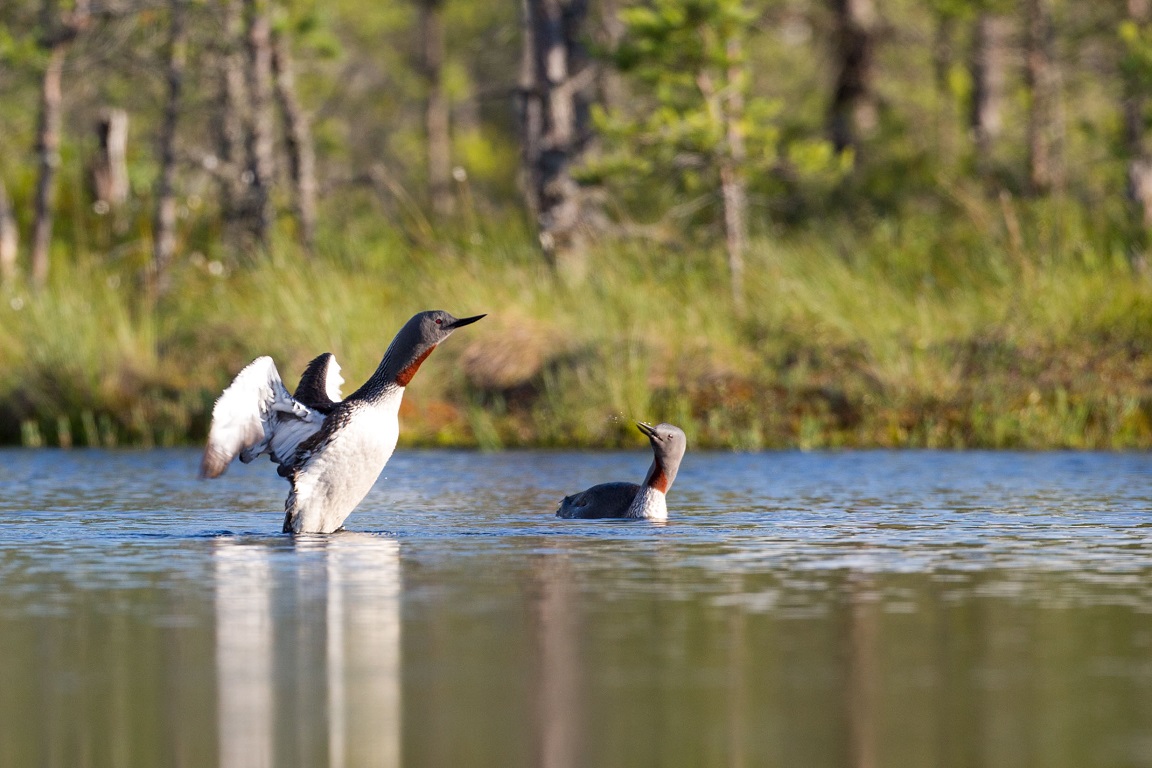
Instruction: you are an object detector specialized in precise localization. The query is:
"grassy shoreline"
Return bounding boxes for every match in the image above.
[3,205,1152,451]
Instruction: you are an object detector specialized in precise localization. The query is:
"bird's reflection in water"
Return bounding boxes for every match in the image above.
[325,534,401,768]
[532,553,583,768]
[214,534,401,768]
[214,540,274,768]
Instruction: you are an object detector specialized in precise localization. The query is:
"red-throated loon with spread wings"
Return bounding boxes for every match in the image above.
[200,310,484,533]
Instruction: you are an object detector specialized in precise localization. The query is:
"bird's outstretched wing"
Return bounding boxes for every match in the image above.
[200,356,327,479]
[292,352,344,413]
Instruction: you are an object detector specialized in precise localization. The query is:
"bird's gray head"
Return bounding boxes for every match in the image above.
[386,310,485,387]
[637,421,687,491]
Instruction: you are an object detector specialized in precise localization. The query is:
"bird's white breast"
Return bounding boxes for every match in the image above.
[626,486,667,521]
[291,395,402,533]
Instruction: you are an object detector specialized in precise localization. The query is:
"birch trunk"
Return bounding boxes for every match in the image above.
[828,0,878,158]
[721,36,747,311]
[419,0,454,217]
[517,0,543,224]
[594,0,626,114]
[1125,0,1152,260]
[31,44,66,287]
[271,30,318,251]
[931,14,960,164]
[243,0,275,246]
[214,0,250,245]
[1024,0,1061,194]
[151,0,187,296]
[0,176,17,284]
[518,0,591,280]
[970,13,1011,176]
[31,0,92,287]
[92,108,129,208]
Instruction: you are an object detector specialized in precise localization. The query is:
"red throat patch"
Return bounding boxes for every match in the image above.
[395,345,435,386]
[648,465,670,493]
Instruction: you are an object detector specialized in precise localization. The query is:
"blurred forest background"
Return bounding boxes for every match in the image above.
[2,0,1152,449]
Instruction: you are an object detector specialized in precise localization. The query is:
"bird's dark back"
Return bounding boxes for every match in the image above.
[556,481,641,519]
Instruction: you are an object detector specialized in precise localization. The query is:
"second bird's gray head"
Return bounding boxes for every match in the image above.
[385,310,485,387]
[637,421,687,491]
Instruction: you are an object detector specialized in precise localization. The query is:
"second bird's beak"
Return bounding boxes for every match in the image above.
[447,314,486,329]
[636,421,658,439]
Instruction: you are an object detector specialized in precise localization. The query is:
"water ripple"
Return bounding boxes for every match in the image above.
[1,448,1151,610]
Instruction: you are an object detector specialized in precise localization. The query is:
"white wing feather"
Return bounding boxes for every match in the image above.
[200,356,326,479]
[324,357,344,402]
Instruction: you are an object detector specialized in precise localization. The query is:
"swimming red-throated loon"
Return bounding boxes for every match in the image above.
[555,422,687,520]
[200,310,484,533]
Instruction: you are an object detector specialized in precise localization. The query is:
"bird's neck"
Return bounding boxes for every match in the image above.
[642,456,676,493]
[350,341,436,403]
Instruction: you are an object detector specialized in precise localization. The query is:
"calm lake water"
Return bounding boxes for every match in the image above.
[1,448,1152,767]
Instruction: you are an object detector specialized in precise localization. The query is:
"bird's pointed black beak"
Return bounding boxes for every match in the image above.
[636,421,658,438]
[447,314,485,329]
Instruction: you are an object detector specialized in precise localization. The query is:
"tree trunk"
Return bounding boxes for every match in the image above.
[721,36,747,311]
[243,0,275,247]
[719,162,747,310]
[31,0,92,287]
[92,107,129,209]
[1125,0,1150,157]
[828,0,878,158]
[970,12,1011,177]
[697,32,748,311]
[594,0,626,115]
[214,0,250,244]
[518,0,592,280]
[418,0,454,217]
[271,29,318,251]
[518,0,543,225]
[151,0,187,297]
[31,44,66,288]
[931,14,958,165]
[1125,0,1152,264]
[1129,159,1152,230]
[1024,0,1061,195]
[932,14,955,96]
[0,175,17,284]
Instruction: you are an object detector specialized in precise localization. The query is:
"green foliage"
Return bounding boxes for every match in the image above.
[588,0,841,228]
[0,25,39,65]
[925,0,1014,21]
[606,0,760,157]
[272,1,343,58]
[1120,18,1152,85]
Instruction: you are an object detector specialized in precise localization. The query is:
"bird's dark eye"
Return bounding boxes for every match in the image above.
[435,318,443,325]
